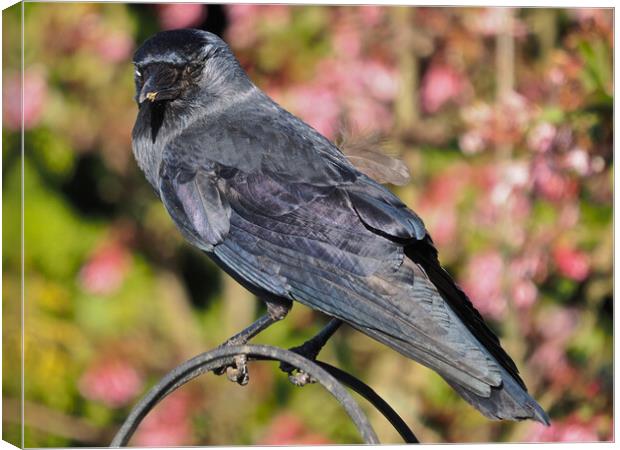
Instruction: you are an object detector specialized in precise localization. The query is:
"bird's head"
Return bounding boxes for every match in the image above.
[132,29,250,106]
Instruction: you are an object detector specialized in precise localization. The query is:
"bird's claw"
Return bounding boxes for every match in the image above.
[287,370,317,386]
[226,354,249,385]
[279,341,320,387]
[215,354,249,386]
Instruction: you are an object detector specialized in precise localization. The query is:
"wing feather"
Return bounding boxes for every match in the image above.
[158,163,231,248]
[220,175,503,393]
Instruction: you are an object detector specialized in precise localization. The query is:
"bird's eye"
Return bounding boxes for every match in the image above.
[135,69,142,78]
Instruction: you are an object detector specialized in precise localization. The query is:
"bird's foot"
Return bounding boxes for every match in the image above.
[279,340,321,386]
[224,354,249,386]
[213,338,250,385]
[212,311,290,385]
[288,370,316,387]
[279,319,342,387]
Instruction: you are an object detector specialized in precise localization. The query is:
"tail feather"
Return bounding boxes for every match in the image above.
[404,235,550,425]
[359,321,550,425]
[406,236,525,389]
[447,368,550,425]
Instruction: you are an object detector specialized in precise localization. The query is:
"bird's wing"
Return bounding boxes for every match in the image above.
[214,173,504,394]
[346,176,427,240]
[158,160,231,250]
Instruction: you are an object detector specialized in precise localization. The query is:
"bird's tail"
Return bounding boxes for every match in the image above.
[446,369,550,425]
[404,237,550,425]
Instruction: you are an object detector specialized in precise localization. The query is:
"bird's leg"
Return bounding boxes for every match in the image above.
[280,318,342,386]
[215,300,290,385]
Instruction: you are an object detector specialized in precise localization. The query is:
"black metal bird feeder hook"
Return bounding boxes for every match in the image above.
[109,344,419,446]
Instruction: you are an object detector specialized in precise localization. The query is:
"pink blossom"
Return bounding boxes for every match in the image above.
[591,156,606,173]
[533,159,578,202]
[469,8,507,36]
[527,415,601,442]
[553,245,590,281]
[512,279,538,308]
[133,390,193,446]
[476,195,500,227]
[539,308,579,343]
[461,251,506,320]
[332,23,362,59]
[3,69,47,131]
[461,101,493,126]
[418,169,468,246]
[528,122,557,153]
[586,380,602,398]
[79,242,131,295]
[564,148,590,176]
[459,130,485,155]
[79,359,143,408]
[261,413,331,445]
[96,31,134,63]
[490,162,529,205]
[510,193,532,225]
[421,63,466,113]
[314,57,349,91]
[529,340,577,389]
[505,162,530,188]
[286,85,340,138]
[2,72,21,130]
[511,253,546,281]
[347,95,393,133]
[539,174,577,202]
[425,207,457,247]
[301,57,397,136]
[360,60,399,102]
[472,165,499,192]
[225,5,260,48]
[72,13,104,53]
[226,4,259,22]
[420,169,468,207]
[558,203,580,228]
[24,69,47,129]
[156,4,207,30]
[359,6,385,27]
[495,91,532,141]
[559,425,600,442]
[548,67,566,85]
[571,8,613,31]
[468,8,527,38]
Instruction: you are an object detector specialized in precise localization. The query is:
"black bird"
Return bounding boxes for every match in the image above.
[131,29,549,425]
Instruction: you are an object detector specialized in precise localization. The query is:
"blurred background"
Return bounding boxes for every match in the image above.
[2,3,613,446]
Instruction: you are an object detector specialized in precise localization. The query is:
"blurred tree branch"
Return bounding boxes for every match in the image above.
[496,8,515,158]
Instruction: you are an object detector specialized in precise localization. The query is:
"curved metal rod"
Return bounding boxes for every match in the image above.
[163,356,418,443]
[315,361,419,443]
[110,345,379,446]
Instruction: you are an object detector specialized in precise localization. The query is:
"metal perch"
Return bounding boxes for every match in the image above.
[110,344,419,446]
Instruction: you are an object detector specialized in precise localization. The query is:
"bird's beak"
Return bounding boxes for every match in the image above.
[144,91,158,102]
[138,64,181,104]
[138,76,162,104]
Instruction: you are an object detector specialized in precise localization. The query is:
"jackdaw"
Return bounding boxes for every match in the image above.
[131,28,549,425]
